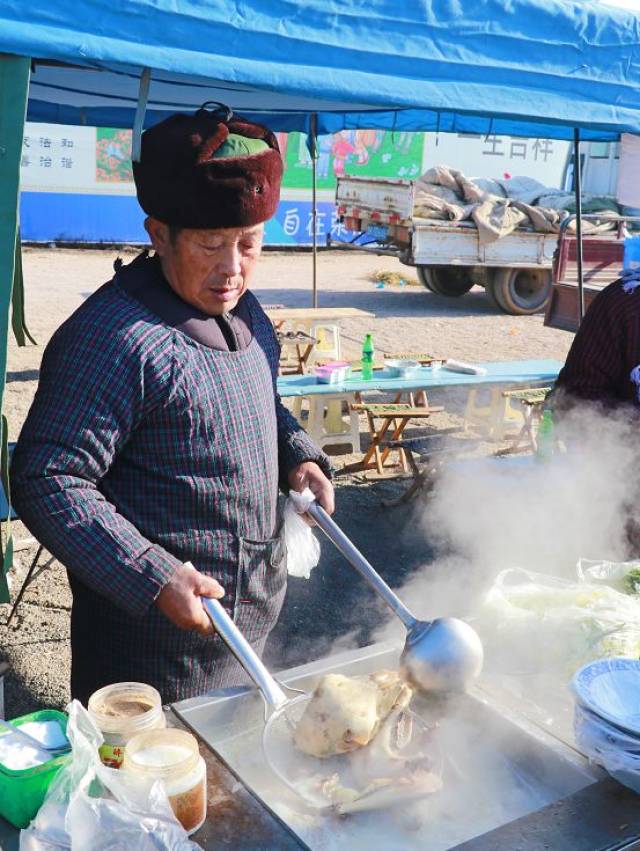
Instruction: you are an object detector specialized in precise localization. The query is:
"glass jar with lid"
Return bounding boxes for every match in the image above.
[88,681,166,768]
[122,728,207,835]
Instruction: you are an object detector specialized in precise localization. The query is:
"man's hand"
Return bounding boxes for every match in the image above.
[155,561,224,636]
[288,461,335,514]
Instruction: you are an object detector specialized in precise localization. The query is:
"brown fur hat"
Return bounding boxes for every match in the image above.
[133,108,283,229]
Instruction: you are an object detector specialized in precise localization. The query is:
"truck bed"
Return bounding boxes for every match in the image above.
[336,175,556,269]
[411,220,557,268]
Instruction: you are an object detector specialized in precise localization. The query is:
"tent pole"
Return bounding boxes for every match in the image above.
[0,54,30,601]
[573,128,585,324]
[0,54,29,410]
[311,113,318,308]
[131,67,151,163]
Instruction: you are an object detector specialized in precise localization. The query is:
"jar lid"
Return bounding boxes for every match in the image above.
[88,682,162,734]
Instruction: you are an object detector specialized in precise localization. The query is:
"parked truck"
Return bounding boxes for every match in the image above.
[334,175,558,315]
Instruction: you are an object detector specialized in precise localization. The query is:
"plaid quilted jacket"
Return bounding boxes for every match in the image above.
[11,255,329,702]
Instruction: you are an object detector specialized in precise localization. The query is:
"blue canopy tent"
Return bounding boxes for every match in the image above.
[0,0,635,309]
[3,0,639,141]
[0,0,638,594]
[0,0,638,370]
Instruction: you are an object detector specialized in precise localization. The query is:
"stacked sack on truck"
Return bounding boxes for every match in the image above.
[412,165,619,244]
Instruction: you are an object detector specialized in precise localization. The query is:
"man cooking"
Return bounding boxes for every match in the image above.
[11,107,334,705]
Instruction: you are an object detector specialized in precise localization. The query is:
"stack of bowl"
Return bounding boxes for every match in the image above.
[572,658,640,792]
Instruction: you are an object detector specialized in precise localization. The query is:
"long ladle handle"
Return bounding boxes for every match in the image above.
[307,502,418,630]
[201,597,288,711]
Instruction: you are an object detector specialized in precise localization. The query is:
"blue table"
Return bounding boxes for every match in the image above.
[279,359,562,470]
[277,359,562,397]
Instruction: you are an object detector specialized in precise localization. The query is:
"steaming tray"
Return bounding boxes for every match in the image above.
[172,641,640,850]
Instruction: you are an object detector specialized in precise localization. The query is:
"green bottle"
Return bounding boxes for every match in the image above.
[536,409,555,461]
[361,333,375,380]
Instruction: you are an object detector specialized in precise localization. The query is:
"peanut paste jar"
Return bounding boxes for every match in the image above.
[122,728,207,835]
[88,682,166,768]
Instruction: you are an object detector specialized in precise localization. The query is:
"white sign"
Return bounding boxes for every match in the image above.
[422,132,570,189]
[20,123,136,196]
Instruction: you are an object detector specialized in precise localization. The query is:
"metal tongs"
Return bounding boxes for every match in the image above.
[306,502,484,693]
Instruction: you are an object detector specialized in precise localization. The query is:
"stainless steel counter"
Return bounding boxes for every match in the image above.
[3,642,640,850]
[172,641,640,851]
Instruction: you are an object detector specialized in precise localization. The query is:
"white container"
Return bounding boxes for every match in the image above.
[123,728,207,835]
[88,682,166,768]
[384,358,420,378]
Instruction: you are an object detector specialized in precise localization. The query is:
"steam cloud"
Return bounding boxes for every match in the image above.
[375,404,640,641]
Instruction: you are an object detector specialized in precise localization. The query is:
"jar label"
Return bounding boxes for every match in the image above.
[99,742,125,768]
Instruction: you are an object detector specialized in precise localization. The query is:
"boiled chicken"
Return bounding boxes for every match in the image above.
[293,670,413,758]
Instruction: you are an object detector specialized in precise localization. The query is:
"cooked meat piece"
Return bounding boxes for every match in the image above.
[293,670,412,758]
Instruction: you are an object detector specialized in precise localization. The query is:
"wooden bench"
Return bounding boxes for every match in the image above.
[384,352,443,365]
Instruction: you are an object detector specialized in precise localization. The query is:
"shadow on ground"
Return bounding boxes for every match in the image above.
[0,662,43,720]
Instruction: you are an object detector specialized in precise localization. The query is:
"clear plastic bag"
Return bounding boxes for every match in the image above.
[577,557,640,595]
[477,567,640,676]
[283,487,321,579]
[20,700,200,851]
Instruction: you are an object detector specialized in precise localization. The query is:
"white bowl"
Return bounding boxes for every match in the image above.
[572,658,640,735]
[575,702,640,755]
[384,359,420,378]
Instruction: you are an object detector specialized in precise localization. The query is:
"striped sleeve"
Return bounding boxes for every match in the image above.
[11,304,182,617]
[275,393,333,485]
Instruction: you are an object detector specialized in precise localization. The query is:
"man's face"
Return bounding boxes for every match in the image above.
[146,219,264,315]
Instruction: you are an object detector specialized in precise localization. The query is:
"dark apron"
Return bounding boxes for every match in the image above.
[70,293,287,704]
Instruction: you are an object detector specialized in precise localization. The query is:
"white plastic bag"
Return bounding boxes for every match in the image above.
[20,700,200,851]
[577,558,640,595]
[477,567,640,676]
[284,487,321,579]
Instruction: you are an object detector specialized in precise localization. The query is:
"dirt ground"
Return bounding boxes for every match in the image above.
[0,247,573,717]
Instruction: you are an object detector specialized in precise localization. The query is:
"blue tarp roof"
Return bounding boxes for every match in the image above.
[0,0,639,140]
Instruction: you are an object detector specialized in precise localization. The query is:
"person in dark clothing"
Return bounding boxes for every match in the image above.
[553,275,640,412]
[552,274,640,554]
[11,107,334,705]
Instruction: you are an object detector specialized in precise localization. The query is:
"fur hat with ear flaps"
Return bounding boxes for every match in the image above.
[132,106,283,229]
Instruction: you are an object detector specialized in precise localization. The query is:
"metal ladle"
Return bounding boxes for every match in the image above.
[306,502,484,693]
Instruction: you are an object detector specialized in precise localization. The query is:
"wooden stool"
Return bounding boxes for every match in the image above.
[277,330,317,375]
[496,387,552,455]
[351,401,444,474]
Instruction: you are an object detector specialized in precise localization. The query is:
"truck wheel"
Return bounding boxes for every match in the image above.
[417,266,474,297]
[491,268,552,315]
[416,265,438,293]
